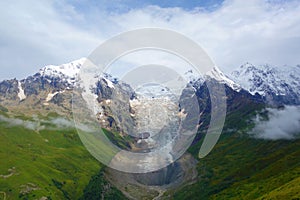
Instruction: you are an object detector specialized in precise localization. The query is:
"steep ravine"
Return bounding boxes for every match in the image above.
[105,153,198,200]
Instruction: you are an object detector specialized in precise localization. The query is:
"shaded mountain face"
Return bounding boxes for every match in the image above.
[0,78,19,100]
[190,77,265,145]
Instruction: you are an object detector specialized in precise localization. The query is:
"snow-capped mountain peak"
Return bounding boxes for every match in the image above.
[39,57,86,84]
[185,66,241,91]
[38,58,241,93]
[230,63,300,104]
[206,66,241,91]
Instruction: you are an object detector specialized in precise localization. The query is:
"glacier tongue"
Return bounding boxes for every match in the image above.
[130,83,179,137]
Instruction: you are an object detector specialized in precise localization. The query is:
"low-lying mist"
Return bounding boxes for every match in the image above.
[0,115,75,131]
[251,106,300,140]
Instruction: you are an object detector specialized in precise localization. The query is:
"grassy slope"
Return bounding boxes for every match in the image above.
[79,169,128,200]
[1,100,299,199]
[169,85,300,199]
[169,107,300,200]
[175,136,300,200]
[0,121,102,200]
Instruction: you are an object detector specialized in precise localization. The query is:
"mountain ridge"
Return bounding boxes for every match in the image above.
[230,62,300,105]
[0,59,299,118]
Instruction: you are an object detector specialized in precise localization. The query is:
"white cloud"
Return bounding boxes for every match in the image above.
[251,106,300,140]
[0,115,39,130]
[0,0,101,80]
[0,0,300,80]
[109,0,300,73]
[0,115,77,131]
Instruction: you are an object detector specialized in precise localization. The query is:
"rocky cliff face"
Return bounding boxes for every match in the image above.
[94,78,136,135]
[0,79,19,101]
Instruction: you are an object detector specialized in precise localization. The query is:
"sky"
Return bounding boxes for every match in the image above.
[0,0,300,80]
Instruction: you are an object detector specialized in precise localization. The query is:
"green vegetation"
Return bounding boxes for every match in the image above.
[80,169,127,200]
[173,135,300,199]
[0,105,8,113]
[168,105,300,200]
[1,100,299,200]
[0,118,102,199]
[102,128,133,150]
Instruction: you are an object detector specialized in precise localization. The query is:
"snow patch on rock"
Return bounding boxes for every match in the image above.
[17,81,26,101]
[45,90,64,102]
[207,67,241,91]
[103,77,115,89]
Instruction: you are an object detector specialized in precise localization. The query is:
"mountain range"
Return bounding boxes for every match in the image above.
[1,58,299,107]
[0,59,299,200]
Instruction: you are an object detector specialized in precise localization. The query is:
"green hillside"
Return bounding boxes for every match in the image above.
[168,108,300,200]
[0,117,102,200]
[166,83,300,199]
[1,105,299,200]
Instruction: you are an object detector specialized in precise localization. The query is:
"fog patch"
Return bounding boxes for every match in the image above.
[0,115,39,130]
[50,118,75,129]
[251,106,300,140]
[50,118,95,132]
[0,115,74,131]
[0,115,94,133]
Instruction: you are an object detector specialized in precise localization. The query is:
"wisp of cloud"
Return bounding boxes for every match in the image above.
[251,106,300,140]
[0,115,75,131]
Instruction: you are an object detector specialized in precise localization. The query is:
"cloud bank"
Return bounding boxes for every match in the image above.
[0,115,75,131]
[0,115,95,133]
[251,106,300,140]
[1,0,300,80]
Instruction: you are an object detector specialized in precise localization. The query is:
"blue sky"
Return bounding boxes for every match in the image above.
[0,0,300,80]
[67,0,224,13]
